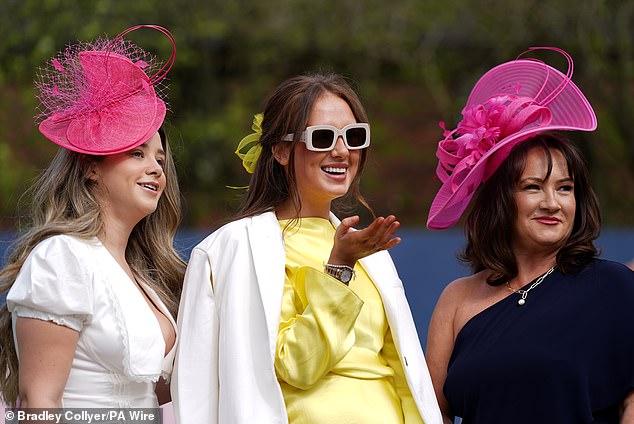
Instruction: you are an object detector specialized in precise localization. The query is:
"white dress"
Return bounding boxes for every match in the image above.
[7,235,177,407]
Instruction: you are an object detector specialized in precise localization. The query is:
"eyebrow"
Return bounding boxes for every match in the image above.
[520,176,573,183]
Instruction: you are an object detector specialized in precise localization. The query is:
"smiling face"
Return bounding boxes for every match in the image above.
[512,146,576,256]
[276,92,362,218]
[91,131,166,228]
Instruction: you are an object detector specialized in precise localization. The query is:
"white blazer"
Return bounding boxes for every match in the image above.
[172,212,442,424]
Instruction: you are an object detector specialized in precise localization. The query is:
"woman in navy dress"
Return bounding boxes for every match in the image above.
[425,48,634,423]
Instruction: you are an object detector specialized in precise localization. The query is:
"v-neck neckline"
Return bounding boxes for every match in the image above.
[95,238,177,359]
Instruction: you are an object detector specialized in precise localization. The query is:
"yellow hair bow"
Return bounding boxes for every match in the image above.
[235,113,263,174]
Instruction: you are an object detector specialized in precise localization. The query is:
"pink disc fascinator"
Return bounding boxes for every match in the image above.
[426,47,597,230]
[35,24,176,155]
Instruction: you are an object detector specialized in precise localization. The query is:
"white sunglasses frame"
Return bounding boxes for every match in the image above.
[282,123,371,152]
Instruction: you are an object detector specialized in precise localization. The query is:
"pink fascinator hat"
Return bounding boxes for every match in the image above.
[35,25,176,155]
[426,47,597,230]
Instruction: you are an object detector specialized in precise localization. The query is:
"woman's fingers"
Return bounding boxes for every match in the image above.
[337,215,360,236]
[354,216,401,251]
[331,215,401,264]
[367,216,398,248]
[381,235,401,250]
[378,218,400,246]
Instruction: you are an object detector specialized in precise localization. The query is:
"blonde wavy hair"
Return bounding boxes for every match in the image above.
[0,129,185,406]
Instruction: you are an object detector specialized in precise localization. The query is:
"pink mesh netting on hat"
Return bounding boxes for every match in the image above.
[35,25,176,155]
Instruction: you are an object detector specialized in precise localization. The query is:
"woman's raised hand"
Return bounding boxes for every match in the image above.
[328,215,401,267]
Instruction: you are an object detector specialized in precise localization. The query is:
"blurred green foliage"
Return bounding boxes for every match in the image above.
[1,0,633,228]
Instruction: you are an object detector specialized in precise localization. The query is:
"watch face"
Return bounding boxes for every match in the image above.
[340,268,353,283]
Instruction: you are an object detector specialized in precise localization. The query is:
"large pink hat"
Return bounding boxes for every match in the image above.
[426,47,597,230]
[35,25,176,155]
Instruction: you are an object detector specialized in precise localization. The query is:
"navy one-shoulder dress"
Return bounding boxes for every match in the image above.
[444,259,634,424]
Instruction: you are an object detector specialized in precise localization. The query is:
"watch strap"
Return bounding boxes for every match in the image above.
[324,263,356,284]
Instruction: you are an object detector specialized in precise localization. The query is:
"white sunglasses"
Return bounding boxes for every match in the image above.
[282,123,371,152]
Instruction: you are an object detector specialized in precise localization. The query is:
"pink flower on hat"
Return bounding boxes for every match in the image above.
[436,94,552,194]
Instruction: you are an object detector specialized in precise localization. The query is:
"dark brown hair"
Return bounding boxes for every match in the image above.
[235,72,373,220]
[461,133,601,285]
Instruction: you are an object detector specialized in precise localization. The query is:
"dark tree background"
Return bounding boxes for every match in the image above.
[1,0,633,229]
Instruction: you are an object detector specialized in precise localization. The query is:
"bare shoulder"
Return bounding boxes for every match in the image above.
[436,272,487,311]
[450,270,506,337]
[429,271,495,342]
[429,274,479,338]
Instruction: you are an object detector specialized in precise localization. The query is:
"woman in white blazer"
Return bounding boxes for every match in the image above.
[172,73,442,424]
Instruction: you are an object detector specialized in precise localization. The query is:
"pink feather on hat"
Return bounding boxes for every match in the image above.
[426,47,597,230]
[35,25,176,155]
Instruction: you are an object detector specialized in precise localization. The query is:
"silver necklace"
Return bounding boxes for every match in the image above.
[506,266,555,306]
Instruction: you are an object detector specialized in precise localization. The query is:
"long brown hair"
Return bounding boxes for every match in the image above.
[235,72,373,220]
[0,128,185,406]
[461,134,601,285]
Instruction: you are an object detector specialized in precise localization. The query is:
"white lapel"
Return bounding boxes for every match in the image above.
[247,212,287,360]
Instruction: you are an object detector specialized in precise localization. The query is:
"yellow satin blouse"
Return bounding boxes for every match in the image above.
[276,217,423,424]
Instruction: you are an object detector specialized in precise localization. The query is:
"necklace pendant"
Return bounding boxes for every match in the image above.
[518,298,526,306]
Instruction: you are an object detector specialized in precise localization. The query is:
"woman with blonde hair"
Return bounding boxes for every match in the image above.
[0,25,184,408]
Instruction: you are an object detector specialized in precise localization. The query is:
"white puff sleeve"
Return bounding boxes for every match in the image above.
[6,235,95,332]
